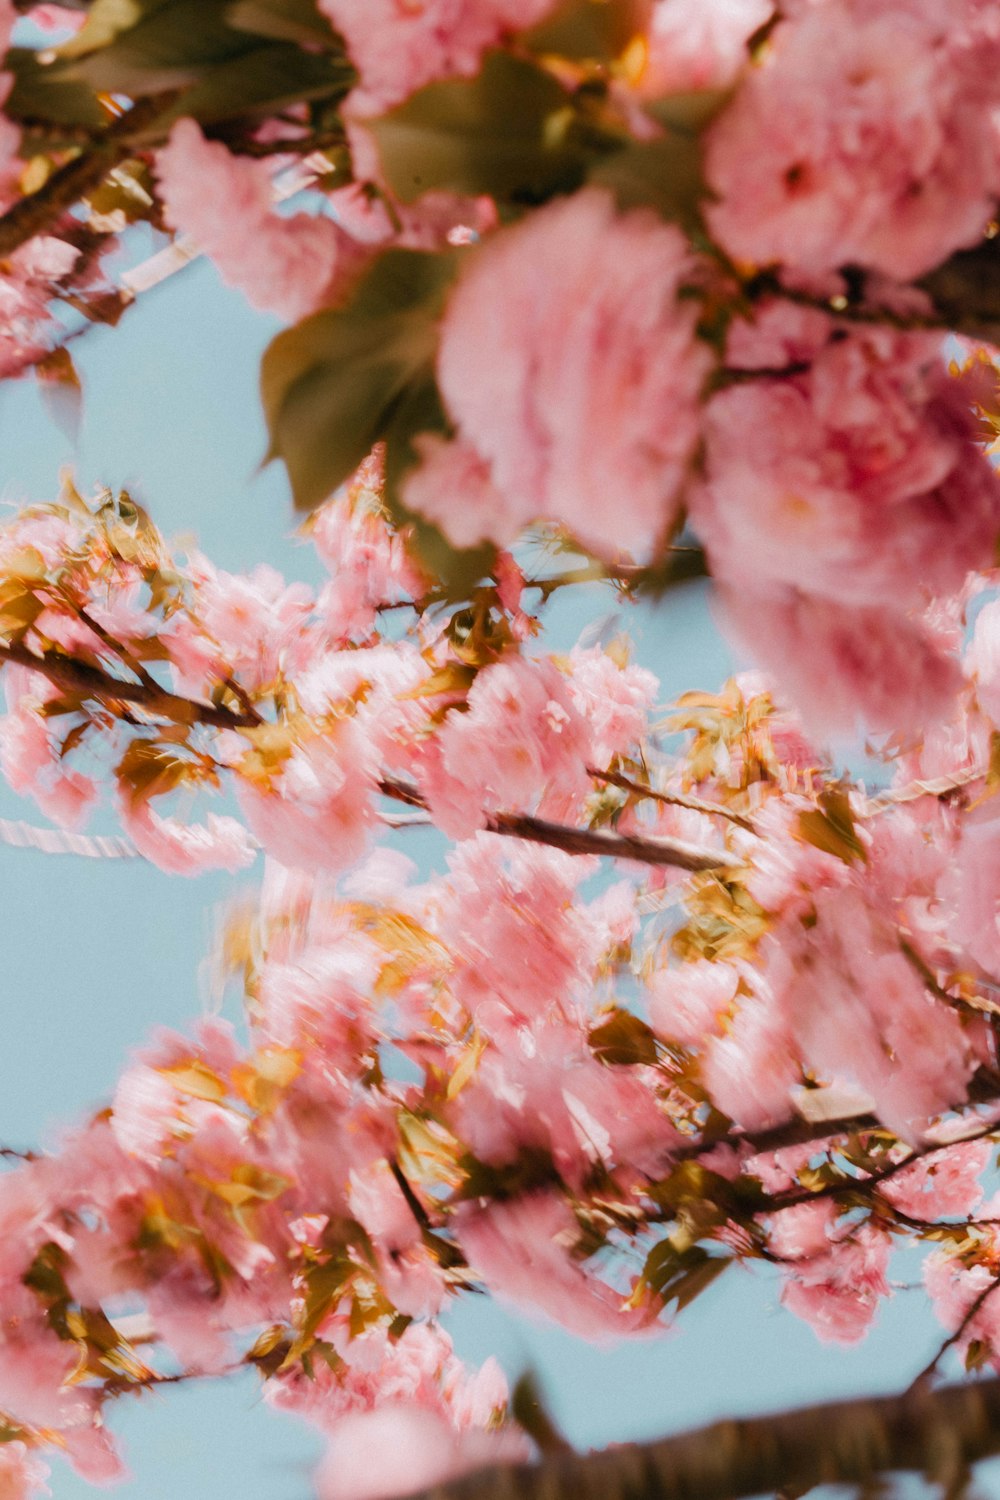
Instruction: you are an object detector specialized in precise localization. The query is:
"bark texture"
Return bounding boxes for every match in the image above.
[412,1378,1000,1500]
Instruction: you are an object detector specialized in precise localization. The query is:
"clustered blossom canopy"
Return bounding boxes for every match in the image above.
[3,2,1000,1498]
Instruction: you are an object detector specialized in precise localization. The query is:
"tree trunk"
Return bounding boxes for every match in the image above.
[415,1377,1000,1500]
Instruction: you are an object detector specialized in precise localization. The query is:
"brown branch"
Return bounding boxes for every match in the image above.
[411,1377,1000,1500]
[388,1156,436,1236]
[590,766,756,832]
[0,639,259,730]
[0,1144,37,1163]
[0,97,173,261]
[378,777,737,871]
[919,234,1000,346]
[761,1116,1000,1216]
[907,1274,1000,1393]
[485,810,736,873]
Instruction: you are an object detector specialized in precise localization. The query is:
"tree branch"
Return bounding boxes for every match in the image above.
[413,1378,1000,1500]
[484,810,736,873]
[377,777,736,871]
[590,766,756,832]
[0,97,172,261]
[0,639,259,730]
[906,1274,1000,1393]
[761,1116,1000,1216]
[919,235,1000,345]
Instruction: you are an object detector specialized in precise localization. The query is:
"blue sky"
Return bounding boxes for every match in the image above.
[0,245,993,1500]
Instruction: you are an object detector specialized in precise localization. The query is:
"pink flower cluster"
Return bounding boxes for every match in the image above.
[690,319,1000,735]
[404,188,712,563]
[318,0,556,116]
[706,0,1000,279]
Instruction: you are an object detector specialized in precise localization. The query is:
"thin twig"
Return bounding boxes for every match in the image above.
[388,1156,436,1235]
[0,1145,37,1163]
[906,1273,1000,1393]
[761,1118,1000,1215]
[590,766,756,832]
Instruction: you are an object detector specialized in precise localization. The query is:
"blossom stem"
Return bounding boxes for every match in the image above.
[906,1273,1000,1393]
[589,766,756,831]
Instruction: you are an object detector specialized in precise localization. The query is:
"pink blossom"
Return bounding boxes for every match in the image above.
[705,0,1000,278]
[0,670,97,829]
[312,465,428,640]
[420,654,591,840]
[115,790,257,876]
[648,961,739,1048]
[695,329,1000,614]
[700,988,801,1131]
[768,1200,837,1262]
[774,886,974,1141]
[319,0,556,115]
[882,1138,991,1220]
[235,717,377,875]
[59,1425,126,1487]
[742,796,854,920]
[714,585,963,739]
[435,835,601,1029]
[0,1442,49,1500]
[941,807,1000,978]
[26,4,85,30]
[0,1306,97,1429]
[402,433,517,551]
[637,0,771,96]
[449,1017,670,1186]
[408,188,711,562]
[966,598,1000,727]
[781,1222,891,1344]
[565,647,658,768]
[156,120,364,322]
[457,1193,653,1340]
[723,297,832,373]
[314,1405,529,1500]
[925,1244,1000,1365]
[185,552,313,693]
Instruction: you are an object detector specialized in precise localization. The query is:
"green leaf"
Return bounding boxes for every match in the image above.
[381,372,497,599]
[587,89,728,232]
[365,50,592,206]
[796,785,868,866]
[523,0,648,63]
[966,1338,990,1373]
[261,247,458,514]
[57,0,167,57]
[642,1240,730,1311]
[4,49,108,130]
[226,0,342,48]
[60,0,256,94]
[152,41,352,128]
[511,1372,571,1455]
[589,1008,658,1067]
[35,346,83,445]
[115,740,205,805]
[87,160,156,223]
